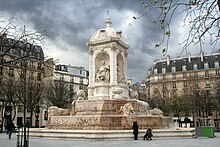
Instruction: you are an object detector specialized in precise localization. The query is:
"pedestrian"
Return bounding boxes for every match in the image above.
[143,128,153,140]
[132,121,139,140]
[5,121,15,140]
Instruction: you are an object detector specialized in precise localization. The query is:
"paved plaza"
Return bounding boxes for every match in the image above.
[1,132,220,147]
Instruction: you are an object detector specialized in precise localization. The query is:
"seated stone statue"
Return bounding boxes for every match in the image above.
[96,60,110,82]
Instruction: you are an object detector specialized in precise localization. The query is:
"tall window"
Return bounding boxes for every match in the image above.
[173,82,176,88]
[182,65,187,71]
[172,90,177,98]
[193,64,198,70]
[205,80,210,87]
[195,80,199,88]
[163,91,166,98]
[204,62,209,70]
[9,68,14,77]
[173,74,176,80]
[184,81,187,87]
[80,78,83,84]
[194,72,198,78]
[60,74,64,80]
[37,73,41,81]
[205,70,209,78]
[0,67,3,75]
[183,73,187,79]
[172,66,176,72]
[162,67,166,74]
[214,61,219,68]
[163,83,166,89]
[153,68,158,74]
[162,75,166,81]
[216,69,220,76]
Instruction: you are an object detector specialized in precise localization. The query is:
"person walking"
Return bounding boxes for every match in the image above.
[132,121,139,140]
[6,121,15,140]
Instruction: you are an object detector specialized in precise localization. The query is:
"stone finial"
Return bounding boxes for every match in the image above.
[105,16,112,28]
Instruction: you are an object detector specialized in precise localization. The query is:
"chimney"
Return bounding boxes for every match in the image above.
[188,53,191,63]
[166,55,170,65]
[2,32,7,40]
[200,51,204,62]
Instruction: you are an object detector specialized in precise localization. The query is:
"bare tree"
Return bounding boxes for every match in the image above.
[45,80,75,109]
[0,77,17,132]
[0,14,46,147]
[135,0,220,55]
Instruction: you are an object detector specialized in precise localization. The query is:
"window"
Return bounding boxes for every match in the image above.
[162,67,166,74]
[173,82,176,88]
[37,73,41,81]
[163,91,166,98]
[80,78,83,84]
[29,71,34,80]
[0,67,3,75]
[205,80,210,87]
[163,75,166,81]
[60,75,64,80]
[195,80,199,88]
[182,65,187,71]
[205,70,209,78]
[184,81,187,87]
[163,83,166,89]
[172,90,177,98]
[172,66,176,72]
[204,62,209,70]
[173,74,176,80]
[80,70,82,75]
[37,63,42,70]
[216,69,220,76]
[18,105,23,112]
[194,72,198,78]
[153,68,158,74]
[193,64,198,70]
[215,61,219,69]
[70,85,74,91]
[71,77,74,83]
[79,86,83,90]
[9,68,14,77]
[183,73,187,79]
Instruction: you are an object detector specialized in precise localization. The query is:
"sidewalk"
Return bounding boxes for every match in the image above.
[1,132,220,147]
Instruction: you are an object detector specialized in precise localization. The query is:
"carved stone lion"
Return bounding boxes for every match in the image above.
[149,108,163,117]
[48,106,70,116]
[76,90,86,100]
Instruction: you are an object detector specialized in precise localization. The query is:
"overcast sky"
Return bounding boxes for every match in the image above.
[0,0,219,82]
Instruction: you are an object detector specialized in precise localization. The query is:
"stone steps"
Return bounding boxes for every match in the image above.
[26,128,195,140]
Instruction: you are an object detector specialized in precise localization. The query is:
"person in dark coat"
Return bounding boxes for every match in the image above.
[132,121,139,140]
[5,121,15,140]
[143,128,153,140]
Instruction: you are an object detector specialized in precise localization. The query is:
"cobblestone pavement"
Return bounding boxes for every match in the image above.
[1,132,220,147]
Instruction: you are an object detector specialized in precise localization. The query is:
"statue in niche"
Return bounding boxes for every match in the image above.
[96,60,110,82]
[117,63,125,83]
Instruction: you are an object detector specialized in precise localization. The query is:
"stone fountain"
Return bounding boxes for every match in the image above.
[47,16,172,130]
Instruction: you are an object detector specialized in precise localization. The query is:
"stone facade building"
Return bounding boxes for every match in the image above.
[147,52,220,128]
[54,64,89,95]
[0,33,46,128]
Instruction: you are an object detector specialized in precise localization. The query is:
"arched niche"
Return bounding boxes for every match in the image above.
[117,53,125,83]
[95,52,110,82]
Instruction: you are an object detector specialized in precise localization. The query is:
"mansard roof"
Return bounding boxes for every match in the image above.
[150,53,220,74]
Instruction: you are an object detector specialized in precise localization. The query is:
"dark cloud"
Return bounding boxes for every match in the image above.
[0,0,192,82]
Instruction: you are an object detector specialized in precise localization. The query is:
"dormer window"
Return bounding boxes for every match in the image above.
[204,62,209,70]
